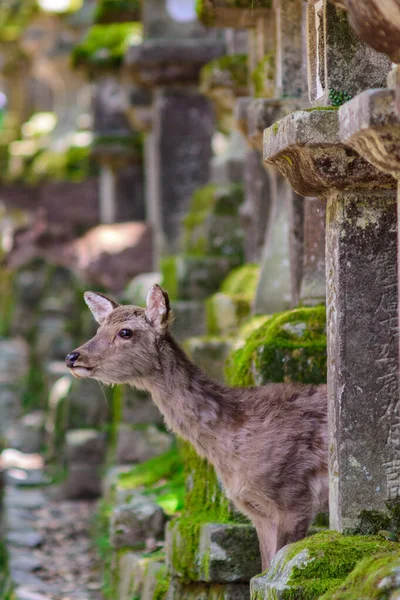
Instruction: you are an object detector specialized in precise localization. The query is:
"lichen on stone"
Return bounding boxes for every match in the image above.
[225,305,326,387]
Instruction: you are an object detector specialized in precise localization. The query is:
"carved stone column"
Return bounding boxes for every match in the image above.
[339,88,400,503]
[264,107,398,531]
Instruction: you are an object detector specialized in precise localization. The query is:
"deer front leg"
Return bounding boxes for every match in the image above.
[277,510,312,550]
[254,517,278,572]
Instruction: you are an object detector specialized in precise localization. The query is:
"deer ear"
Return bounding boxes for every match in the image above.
[84,291,118,324]
[145,285,170,330]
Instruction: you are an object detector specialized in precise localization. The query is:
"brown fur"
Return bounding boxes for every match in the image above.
[66,286,328,570]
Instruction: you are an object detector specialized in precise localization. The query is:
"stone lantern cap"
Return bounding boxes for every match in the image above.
[124,38,226,87]
[263,108,395,197]
[197,0,272,28]
[339,88,400,178]
[246,98,301,152]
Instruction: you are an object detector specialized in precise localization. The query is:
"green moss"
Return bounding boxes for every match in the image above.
[200,54,248,91]
[94,0,141,23]
[152,564,170,600]
[254,531,397,600]
[321,551,400,600]
[225,305,326,387]
[252,53,275,98]
[348,499,400,537]
[169,441,248,582]
[303,106,339,112]
[272,122,279,135]
[71,22,142,70]
[24,144,96,184]
[183,183,245,259]
[205,264,260,336]
[116,447,185,516]
[328,89,353,107]
[160,256,178,302]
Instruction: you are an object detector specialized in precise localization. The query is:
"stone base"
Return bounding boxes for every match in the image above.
[167,578,250,600]
[167,521,261,583]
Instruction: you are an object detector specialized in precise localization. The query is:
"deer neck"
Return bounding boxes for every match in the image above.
[132,334,232,460]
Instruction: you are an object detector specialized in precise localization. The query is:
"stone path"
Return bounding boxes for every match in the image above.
[1,450,103,600]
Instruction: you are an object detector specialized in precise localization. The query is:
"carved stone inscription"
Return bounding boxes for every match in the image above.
[326,189,399,531]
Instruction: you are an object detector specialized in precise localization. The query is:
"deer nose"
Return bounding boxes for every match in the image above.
[65,351,80,368]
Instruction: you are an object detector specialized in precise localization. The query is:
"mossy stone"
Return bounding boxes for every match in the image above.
[206,265,259,336]
[225,306,326,387]
[161,255,241,302]
[71,23,142,70]
[184,337,234,383]
[321,550,400,600]
[182,183,245,261]
[251,531,396,599]
[94,0,141,24]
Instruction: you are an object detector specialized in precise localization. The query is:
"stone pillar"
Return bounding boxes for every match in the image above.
[338,88,400,504]
[307,0,391,107]
[92,74,145,223]
[124,1,225,260]
[264,107,398,531]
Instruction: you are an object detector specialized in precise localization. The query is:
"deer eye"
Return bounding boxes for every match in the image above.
[118,328,133,339]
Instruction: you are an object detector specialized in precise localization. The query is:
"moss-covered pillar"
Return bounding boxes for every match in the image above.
[123,1,225,261]
[264,107,398,531]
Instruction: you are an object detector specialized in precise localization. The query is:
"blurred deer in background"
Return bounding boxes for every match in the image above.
[65,285,328,570]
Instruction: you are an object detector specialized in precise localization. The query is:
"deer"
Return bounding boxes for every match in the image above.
[65,284,328,571]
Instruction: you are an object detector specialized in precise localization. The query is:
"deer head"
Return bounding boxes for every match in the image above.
[65,285,171,385]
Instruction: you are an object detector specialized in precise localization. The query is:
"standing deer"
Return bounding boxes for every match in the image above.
[65,285,328,570]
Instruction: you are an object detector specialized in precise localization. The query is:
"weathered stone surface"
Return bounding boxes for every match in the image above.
[339,88,400,178]
[66,429,106,465]
[116,551,144,600]
[299,197,326,306]
[241,148,271,263]
[0,338,29,384]
[125,39,226,87]
[197,0,271,29]
[102,465,133,502]
[110,495,166,549]
[326,190,399,530]
[198,524,261,583]
[63,463,103,499]
[263,109,395,196]
[184,337,233,383]
[115,424,172,464]
[307,0,391,106]
[170,300,206,342]
[145,89,215,256]
[342,0,400,63]
[253,178,293,314]
[211,130,246,185]
[167,577,250,600]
